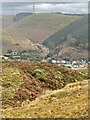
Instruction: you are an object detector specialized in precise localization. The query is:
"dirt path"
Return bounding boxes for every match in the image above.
[25,80,88,106]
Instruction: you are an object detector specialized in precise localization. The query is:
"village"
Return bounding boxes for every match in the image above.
[0,50,89,69]
[50,59,88,68]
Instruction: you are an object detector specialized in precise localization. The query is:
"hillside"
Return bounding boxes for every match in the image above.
[1,29,49,59]
[2,62,88,109]
[6,13,81,43]
[1,15,14,28]
[2,78,88,118]
[43,15,88,60]
[1,14,88,60]
[2,30,32,53]
[1,13,32,29]
[1,15,35,53]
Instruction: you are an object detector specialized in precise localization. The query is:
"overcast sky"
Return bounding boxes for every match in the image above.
[0,1,89,14]
[1,0,90,2]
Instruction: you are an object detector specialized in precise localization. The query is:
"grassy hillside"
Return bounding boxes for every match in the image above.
[7,13,81,43]
[43,15,88,60]
[2,62,88,109]
[2,30,32,53]
[2,30,49,58]
[1,15,14,28]
[1,15,49,58]
[2,79,88,118]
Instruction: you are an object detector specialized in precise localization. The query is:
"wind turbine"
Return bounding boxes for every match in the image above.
[32,4,35,14]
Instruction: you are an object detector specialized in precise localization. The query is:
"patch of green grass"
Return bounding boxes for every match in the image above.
[78,69,88,76]
[32,68,47,82]
[2,66,23,100]
[75,68,88,79]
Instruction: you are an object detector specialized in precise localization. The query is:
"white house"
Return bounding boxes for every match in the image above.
[52,60,57,64]
[72,63,79,68]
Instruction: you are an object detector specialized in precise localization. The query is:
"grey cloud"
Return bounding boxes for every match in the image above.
[1,0,90,2]
[1,2,88,14]
[24,3,88,14]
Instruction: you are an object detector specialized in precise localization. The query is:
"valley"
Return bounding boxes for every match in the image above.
[1,13,88,61]
[1,11,89,119]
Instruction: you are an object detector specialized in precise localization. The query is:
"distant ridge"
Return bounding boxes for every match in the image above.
[13,12,33,22]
